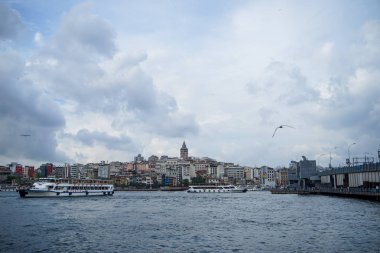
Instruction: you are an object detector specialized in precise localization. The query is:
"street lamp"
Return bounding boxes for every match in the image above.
[347,142,356,167]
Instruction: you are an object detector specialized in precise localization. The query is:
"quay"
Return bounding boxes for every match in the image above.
[308,188,380,201]
[0,185,18,191]
[271,159,380,202]
[271,188,380,201]
[160,186,189,191]
[270,189,319,195]
[114,186,189,191]
[115,187,159,191]
[270,189,298,194]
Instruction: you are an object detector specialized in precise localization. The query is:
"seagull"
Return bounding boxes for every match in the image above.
[272,125,295,138]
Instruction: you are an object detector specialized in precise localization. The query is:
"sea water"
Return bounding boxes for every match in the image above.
[0,191,379,252]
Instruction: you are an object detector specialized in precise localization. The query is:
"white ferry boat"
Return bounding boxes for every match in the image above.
[187,185,247,193]
[19,178,114,198]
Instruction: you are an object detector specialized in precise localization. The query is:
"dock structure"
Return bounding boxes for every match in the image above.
[319,162,380,189]
[0,185,18,191]
[308,188,380,201]
[271,160,380,201]
[271,188,380,201]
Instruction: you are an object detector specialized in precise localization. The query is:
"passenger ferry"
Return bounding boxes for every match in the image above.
[187,185,247,193]
[19,178,114,198]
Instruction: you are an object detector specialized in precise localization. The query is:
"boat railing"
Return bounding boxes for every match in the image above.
[35,178,113,185]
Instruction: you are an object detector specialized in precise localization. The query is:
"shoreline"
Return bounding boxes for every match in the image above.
[115,186,189,192]
[270,188,380,201]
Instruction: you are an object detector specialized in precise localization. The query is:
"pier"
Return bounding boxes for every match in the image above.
[0,185,18,191]
[271,159,380,202]
[114,186,189,191]
[271,188,380,201]
[307,188,380,201]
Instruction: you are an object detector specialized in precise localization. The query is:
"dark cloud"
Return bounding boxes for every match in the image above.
[1,2,199,165]
[258,107,278,125]
[27,3,116,106]
[0,52,68,163]
[114,67,158,112]
[315,21,380,140]
[0,3,25,40]
[156,114,199,138]
[52,3,116,58]
[316,70,380,137]
[245,18,380,159]
[28,3,199,140]
[75,129,137,151]
[247,61,319,105]
[359,20,380,66]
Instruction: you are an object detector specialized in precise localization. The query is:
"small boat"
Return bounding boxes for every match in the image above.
[246,186,262,191]
[19,178,114,198]
[187,185,247,193]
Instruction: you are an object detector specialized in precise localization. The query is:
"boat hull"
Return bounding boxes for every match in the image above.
[187,189,247,193]
[19,178,115,198]
[19,189,114,198]
[187,185,248,193]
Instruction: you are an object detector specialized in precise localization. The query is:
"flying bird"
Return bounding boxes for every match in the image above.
[20,134,31,137]
[272,125,295,138]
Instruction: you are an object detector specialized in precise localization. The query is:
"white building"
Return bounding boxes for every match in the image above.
[244,166,261,184]
[260,166,276,188]
[178,160,191,182]
[9,162,18,173]
[70,163,84,179]
[225,166,245,182]
[98,162,110,179]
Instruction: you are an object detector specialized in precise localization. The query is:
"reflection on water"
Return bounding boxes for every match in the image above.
[1,191,379,252]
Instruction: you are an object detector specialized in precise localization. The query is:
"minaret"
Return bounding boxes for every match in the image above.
[180,141,188,160]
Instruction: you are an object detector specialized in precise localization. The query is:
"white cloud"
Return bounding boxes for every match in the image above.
[22,3,198,164]
[1,1,380,168]
[362,20,380,56]
[33,32,43,45]
[348,68,380,97]
[319,41,334,60]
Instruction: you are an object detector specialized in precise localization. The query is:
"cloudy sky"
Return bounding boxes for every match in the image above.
[1,0,379,168]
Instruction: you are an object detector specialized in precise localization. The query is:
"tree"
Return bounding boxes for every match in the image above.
[182,179,190,187]
[191,176,205,185]
[5,175,21,185]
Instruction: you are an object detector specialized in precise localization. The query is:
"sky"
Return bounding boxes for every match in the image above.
[1,0,380,168]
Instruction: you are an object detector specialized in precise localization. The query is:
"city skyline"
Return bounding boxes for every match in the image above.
[1,1,380,168]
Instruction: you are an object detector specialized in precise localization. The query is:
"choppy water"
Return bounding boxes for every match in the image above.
[0,191,379,252]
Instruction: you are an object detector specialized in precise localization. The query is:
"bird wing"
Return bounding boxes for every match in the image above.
[272,127,279,138]
[281,125,295,129]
